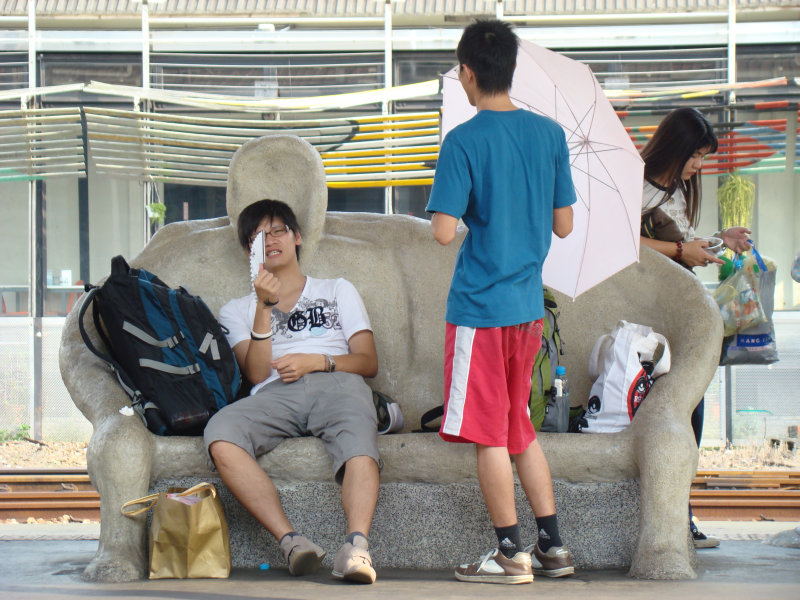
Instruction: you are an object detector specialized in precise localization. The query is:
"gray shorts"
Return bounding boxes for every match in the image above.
[204,371,378,483]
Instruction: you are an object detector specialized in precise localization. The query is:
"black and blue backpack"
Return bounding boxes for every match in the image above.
[78,255,240,436]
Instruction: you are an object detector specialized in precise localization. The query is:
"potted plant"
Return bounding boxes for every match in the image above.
[148,202,167,229]
[717,171,755,231]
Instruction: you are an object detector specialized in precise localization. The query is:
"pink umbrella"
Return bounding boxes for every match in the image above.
[442,40,644,299]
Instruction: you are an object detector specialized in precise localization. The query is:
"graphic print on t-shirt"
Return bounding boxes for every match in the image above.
[272,297,343,339]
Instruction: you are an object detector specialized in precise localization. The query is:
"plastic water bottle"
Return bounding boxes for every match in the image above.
[553,366,570,433]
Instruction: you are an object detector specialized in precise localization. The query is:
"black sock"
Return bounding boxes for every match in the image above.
[535,515,563,553]
[495,524,522,558]
[346,531,367,545]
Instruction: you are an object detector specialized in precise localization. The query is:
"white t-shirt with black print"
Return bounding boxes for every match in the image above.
[219,277,372,393]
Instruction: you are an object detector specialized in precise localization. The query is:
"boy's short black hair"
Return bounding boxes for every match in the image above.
[236,199,302,259]
[456,19,519,95]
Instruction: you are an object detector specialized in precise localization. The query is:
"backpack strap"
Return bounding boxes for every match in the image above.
[198,332,221,360]
[89,292,115,359]
[122,321,183,349]
[110,254,130,277]
[77,287,113,365]
[416,405,444,433]
[77,285,147,414]
[138,359,201,375]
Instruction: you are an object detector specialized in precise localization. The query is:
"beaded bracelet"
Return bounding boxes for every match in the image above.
[675,240,683,262]
[262,298,279,307]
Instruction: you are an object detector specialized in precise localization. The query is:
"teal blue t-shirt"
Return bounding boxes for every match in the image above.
[426,109,576,327]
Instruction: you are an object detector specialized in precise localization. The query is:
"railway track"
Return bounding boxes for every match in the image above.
[691,470,800,520]
[1,469,799,522]
[0,469,99,521]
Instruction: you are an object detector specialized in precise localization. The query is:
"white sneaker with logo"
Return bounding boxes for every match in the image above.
[454,548,533,584]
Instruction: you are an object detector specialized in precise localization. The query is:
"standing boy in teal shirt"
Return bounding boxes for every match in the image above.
[427,19,577,584]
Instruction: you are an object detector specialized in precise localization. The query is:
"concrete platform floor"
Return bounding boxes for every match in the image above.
[1,521,798,600]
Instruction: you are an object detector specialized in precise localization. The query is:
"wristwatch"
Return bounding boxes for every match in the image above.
[325,354,336,373]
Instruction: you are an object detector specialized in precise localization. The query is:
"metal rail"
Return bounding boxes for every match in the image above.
[0,469,99,520]
[691,470,800,520]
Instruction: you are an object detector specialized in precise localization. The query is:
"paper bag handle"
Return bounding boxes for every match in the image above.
[121,493,160,517]
[120,482,217,517]
[179,482,217,499]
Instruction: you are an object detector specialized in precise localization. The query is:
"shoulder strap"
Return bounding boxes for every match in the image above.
[77,287,113,365]
[110,254,130,278]
[416,405,443,433]
[77,284,146,410]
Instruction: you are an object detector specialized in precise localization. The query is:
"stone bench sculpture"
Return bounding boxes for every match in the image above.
[60,134,723,583]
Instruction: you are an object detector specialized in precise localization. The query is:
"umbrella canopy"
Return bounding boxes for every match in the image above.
[442,40,644,299]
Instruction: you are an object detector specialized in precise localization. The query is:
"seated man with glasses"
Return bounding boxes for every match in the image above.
[204,199,380,584]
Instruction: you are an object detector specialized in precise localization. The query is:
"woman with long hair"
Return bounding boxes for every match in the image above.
[639,107,751,549]
[641,107,751,267]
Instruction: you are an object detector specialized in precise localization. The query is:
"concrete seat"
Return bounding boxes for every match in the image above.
[60,134,722,582]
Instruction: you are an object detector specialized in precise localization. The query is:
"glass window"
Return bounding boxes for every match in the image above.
[43,177,83,316]
[736,44,800,102]
[39,53,142,106]
[151,52,383,99]
[0,51,28,95]
[395,51,450,111]
[328,187,384,213]
[394,185,431,219]
[0,181,30,316]
[163,183,226,225]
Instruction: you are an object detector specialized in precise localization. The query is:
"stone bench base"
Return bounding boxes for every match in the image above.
[153,478,640,570]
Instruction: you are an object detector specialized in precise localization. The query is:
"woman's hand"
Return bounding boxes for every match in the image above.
[682,239,723,268]
[721,227,752,254]
[254,264,280,306]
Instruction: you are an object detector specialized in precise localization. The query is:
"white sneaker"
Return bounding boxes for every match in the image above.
[523,543,575,577]
[279,534,326,576]
[454,548,533,584]
[331,534,376,584]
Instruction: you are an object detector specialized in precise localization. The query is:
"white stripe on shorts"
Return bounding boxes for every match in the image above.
[442,325,476,437]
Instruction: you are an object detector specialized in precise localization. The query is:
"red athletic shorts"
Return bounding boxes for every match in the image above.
[440,320,543,454]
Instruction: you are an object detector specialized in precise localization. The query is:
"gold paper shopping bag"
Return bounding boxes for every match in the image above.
[121,482,231,579]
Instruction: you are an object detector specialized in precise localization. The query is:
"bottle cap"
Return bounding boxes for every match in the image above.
[555,365,565,376]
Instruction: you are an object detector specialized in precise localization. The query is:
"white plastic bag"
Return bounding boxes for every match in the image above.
[582,320,671,434]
